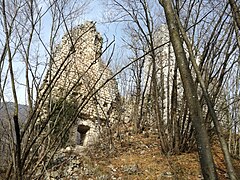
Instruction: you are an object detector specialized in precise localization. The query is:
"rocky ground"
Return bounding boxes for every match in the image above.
[43,127,240,180]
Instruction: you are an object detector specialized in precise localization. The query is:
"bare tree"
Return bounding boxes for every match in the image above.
[229,0,240,30]
[159,0,218,179]
[171,3,237,179]
[105,0,182,154]
[0,0,120,179]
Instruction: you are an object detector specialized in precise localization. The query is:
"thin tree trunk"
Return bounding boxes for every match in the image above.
[175,10,238,179]
[159,0,218,179]
[229,0,240,30]
[171,65,179,154]
[2,0,22,178]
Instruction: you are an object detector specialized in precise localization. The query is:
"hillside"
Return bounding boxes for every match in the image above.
[0,102,28,122]
[44,124,240,180]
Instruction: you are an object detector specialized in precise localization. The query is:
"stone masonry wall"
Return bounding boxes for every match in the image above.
[39,21,119,147]
[144,24,227,127]
[143,24,184,126]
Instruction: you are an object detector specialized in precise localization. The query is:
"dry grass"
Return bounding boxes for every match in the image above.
[83,130,240,180]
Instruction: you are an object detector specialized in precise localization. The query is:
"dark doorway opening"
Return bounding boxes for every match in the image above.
[76,125,90,145]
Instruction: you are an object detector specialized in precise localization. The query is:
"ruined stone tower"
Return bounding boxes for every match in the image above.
[143,24,183,125]
[39,21,119,147]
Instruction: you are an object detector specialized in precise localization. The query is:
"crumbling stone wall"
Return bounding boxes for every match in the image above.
[142,24,184,127]
[144,24,227,128]
[39,21,119,147]
[153,25,182,123]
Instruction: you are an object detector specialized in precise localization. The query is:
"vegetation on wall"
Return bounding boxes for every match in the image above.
[48,98,79,148]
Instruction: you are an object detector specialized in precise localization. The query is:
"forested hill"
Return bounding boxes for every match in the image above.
[0,102,28,123]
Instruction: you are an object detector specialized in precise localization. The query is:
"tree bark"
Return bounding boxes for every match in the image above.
[14,115,22,180]
[171,64,179,154]
[229,0,240,30]
[175,13,238,179]
[159,0,218,179]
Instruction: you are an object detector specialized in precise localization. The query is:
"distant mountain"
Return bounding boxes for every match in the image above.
[0,102,29,173]
[0,102,28,123]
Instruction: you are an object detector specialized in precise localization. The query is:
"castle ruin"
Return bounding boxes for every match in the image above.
[38,21,119,147]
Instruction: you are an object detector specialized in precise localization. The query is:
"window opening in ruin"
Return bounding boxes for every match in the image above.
[76,125,90,145]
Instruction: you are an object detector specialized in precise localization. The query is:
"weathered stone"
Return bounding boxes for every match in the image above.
[157,171,175,180]
[65,146,71,151]
[122,164,139,175]
[38,21,119,148]
[97,174,110,180]
[50,171,59,178]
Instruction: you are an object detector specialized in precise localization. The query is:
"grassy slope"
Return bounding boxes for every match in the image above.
[84,131,240,180]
